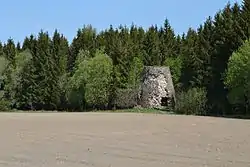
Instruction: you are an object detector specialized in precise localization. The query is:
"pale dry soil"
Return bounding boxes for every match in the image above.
[0,113,250,167]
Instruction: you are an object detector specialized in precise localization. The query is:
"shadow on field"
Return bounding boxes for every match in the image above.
[211,115,250,120]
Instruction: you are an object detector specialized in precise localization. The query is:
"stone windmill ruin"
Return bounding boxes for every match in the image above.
[114,66,176,110]
[138,66,176,110]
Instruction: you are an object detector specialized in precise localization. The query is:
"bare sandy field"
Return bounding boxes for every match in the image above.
[0,112,250,167]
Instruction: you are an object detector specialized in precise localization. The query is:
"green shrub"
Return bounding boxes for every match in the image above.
[175,87,207,115]
[115,88,139,109]
[0,99,11,111]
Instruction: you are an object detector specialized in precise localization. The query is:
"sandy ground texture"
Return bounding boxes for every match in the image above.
[0,112,250,167]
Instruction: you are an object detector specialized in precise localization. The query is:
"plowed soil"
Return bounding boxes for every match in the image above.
[0,112,250,167]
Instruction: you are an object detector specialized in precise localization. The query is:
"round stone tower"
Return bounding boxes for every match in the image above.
[139,66,176,109]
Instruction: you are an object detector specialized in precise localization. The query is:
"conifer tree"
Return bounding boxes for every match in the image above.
[159,18,177,65]
[0,42,3,56]
[3,39,16,63]
[142,25,161,66]
[180,28,198,88]
[51,30,69,109]
[209,3,244,114]
[2,39,16,101]
[232,3,247,43]
[16,42,21,52]
[22,35,36,51]
[102,26,127,108]
[196,17,214,88]
[30,31,59,110]
[242,0,250,38]
[68,25,96,72]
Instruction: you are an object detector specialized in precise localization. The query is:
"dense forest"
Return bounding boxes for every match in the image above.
[1,0,250,116]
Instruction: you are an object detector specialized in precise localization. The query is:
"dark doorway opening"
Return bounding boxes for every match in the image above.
[161,97,168,106]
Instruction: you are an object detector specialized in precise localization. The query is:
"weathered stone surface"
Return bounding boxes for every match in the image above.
[139,66,175,109]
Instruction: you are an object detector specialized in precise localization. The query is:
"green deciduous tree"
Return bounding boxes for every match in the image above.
[224,39,250,115]
[164,56,183,89]
[84,49,113,108]
[127,56,144,88]
[66,50,90,111]
[5,50,33,109]
[0,56,8,91]
[67,49,113,110]
[209,3,244,115]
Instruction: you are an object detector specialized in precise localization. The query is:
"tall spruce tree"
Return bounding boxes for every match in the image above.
[0,42,3,56]
[232,3,247,43]
[22,35,36,51]
[209,3,245,115]
[196,17,214,89]
[142,25,161,66]
[68,25,96,72]
[3,39,16,63]
[159,18,177,65]
[2,39,16,101]
[16,42,21,52]
[180,28,198,88]
[30,31,60,110]
[242,0,250,38]
[51,30,69,109]
[102,26,126,108]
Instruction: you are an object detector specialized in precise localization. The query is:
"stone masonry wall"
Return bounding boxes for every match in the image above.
[138,66,176,109]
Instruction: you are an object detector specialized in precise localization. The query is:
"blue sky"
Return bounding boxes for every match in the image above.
[1,0,241,43]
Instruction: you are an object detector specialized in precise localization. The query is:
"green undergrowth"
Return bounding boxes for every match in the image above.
[94,108,174,114]
[0,108,173,114]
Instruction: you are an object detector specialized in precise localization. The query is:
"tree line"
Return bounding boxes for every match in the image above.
[0,0,250,116]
